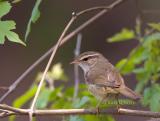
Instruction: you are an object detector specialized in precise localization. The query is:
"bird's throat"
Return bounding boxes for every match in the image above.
[79,63,90,75]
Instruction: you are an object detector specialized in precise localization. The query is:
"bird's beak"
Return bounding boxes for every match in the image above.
[70,59,79,64]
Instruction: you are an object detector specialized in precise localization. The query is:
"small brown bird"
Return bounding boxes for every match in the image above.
[71,51,141,107]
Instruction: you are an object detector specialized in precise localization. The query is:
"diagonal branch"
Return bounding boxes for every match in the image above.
[29,16,77,121]
[0,104,160,118]
[0,0,127,103]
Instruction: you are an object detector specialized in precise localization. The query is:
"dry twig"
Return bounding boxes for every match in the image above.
[29,16,77,121]
[0,104,160,118]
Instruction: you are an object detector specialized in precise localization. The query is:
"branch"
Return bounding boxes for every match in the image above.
[0,0,127,103]
[29,16,77,121]
[73,33,82,99]
[0,104,160,118]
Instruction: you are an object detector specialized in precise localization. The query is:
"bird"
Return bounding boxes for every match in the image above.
[70,51,141,108]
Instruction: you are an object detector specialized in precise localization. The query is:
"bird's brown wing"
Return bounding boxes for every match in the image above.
[94,69,122,88]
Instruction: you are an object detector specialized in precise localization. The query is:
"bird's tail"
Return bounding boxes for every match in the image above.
[119,86,141,100]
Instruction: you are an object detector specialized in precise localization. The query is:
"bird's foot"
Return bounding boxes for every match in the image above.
[116,104,121,111]
[96,107,100,115]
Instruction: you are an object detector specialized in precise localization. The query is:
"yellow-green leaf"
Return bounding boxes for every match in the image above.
[107,28,135,42]
[0,1,11,18]
[13,85,37,108]
[148,23,160,31]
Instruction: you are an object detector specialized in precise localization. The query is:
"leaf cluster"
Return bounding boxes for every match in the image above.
[0,1,25,45]
[107,19,160,112]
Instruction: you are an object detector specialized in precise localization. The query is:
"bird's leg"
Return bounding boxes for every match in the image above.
[115,94,121,110]
[96,97,105,114]
[96,101,101,114]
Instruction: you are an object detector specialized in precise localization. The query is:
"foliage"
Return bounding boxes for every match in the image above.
[0,1,25,45]
[25,0,42,41]
[108,28,135,42]
[107,20,160,112]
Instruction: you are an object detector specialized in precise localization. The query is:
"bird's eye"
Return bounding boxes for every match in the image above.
[82,58,88,61]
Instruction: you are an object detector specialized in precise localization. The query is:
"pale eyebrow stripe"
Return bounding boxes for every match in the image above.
[80,54,99,60]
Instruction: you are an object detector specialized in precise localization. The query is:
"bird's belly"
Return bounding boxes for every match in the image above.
[88,84,118,100]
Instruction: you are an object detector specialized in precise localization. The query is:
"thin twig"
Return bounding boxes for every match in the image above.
[0,0,127,103]
[73,33,82,99]
[0,104,160,118]
[0,87,8,90]
[76,6,110,16]
[29,17,77,121]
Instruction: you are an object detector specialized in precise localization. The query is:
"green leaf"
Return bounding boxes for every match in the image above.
[0,1,11,18]
[150,84,160,112]
[148,23,160,31]
[116,46,147,74]
[73,96,89,108]
[0,20,26,45]
[49,86,63,101]
[116,59,134,74]
[150,92,160,112]
[36,88,52,109]
[133,68,145,74]
[25,0,42,41]
[136,71,150,83]
[13,85,37,108]
[84,115,115,121]
[143,33,160,47]
[142,87,152,106]
[107,28,135,42]
[69,116,85,121]
[10,85,37,121]
[12,0,22,4]
[135,80,146,93]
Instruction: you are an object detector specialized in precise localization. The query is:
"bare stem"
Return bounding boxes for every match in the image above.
[0,104,160,118]
[29,17,76,121]
[73,33,82,99]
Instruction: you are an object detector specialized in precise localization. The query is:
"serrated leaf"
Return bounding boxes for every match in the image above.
[107,28,135,42]
[36,88,52,109]
[148,23,160,31]
[25,0,42,41]
[0,1,11,18]
[0,20,26,45]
